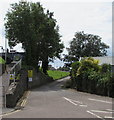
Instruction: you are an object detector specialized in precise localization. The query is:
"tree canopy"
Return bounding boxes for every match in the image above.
[5,1,64,74]
[64,31,109,64]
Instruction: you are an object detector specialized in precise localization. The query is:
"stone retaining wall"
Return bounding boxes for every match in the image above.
[0,64,5,76]
[28,70,53,89]
[6,69,53,108]
[6,70,27,108]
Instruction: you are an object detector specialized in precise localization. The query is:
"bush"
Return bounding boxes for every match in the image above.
[87,70,100,93]
[77,57,100,76]
[100,63,111,73]
[71,61,80,88]
[76,57,100,91]
[70,57,113,97]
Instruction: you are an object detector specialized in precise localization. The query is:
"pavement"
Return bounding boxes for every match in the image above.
[0,71,14,118]
[0,90,30,117]
[1,76,113,119]
[2,108,14,115]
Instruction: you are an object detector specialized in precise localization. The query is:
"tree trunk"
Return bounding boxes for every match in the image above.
[42,56,48,75]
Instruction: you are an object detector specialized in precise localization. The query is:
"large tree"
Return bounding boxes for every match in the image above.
[5,1,64,73]
[64,31,109,64]
[39,11,64,74]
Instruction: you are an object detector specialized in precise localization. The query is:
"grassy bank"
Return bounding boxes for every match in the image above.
[47,70,70,80]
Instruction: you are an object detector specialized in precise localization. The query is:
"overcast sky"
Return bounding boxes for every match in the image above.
[0,0,113,67]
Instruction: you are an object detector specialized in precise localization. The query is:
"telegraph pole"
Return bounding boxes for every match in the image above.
[5,38,7,63]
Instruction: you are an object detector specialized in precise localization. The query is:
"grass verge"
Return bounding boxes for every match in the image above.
[47,70,70,80]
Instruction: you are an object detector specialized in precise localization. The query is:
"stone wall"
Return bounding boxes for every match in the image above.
[28,70,53,89]
[6,69,53,108]
[6,69,27,108]
[0,64,5,76]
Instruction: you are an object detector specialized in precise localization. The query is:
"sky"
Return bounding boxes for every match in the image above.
[0,0,113,68]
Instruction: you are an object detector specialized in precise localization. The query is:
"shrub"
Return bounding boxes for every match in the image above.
[101,63,111,73]
[76,57,100,91]
[71,61,80,88]
[87,70,100,93]
[77,57,100,76]
[70,57,113,97]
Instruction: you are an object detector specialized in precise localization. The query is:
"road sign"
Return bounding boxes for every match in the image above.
[10,74,15,80]
[28,70,33,82]
[28,70,33,78]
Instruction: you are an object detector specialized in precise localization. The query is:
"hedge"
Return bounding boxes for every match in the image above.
[70,57,114,97]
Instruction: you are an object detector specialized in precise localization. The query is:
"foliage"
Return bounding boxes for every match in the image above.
[100,63,111,73]
[0,57,6,64]
[47,70,69,80]
[77,57,100,76]
[70,57,113,97]
[70,61,80,88]
[64,31,109,63]
[71,61,80,77]
[5,1,64,74]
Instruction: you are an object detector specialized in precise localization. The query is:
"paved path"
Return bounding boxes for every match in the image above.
[2,77,113,119]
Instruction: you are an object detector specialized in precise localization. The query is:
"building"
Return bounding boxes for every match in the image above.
[92,56,114,72]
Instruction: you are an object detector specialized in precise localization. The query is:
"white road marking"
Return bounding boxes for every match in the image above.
[105,116,114,118]
[79,105,87,107]
[106,109,114,112]
[71,99,82,104]
[63,97,87,107]
[91,110,113,114]
[87,110,105,120]
[88,98,112,104]
[63,97,77,106]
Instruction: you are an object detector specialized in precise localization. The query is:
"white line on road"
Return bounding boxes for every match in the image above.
[87,110,105,120]
[105,116,114,118]
[106,109,114,112]
[88,98,112,104]
[71,99,82,104]
[91,110,114,114]
[63,97,82,104]
[79,105,87,107]
[63,97,77,106]
[63,97,88,107]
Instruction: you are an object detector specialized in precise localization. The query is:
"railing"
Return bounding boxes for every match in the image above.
[9,59,22,84]
[1,59,22,108]
[9,59,22,74]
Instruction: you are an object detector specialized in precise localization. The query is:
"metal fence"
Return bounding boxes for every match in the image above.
[8,59,22,74]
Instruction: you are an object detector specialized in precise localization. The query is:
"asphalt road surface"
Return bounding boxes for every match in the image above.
[2,77,113,119]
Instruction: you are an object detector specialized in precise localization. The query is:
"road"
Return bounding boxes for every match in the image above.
[2,77,113,119]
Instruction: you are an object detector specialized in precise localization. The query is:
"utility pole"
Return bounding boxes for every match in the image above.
[5,38,7,63]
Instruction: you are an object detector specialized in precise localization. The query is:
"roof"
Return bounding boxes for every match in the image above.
[80,56,114,65]
[92,56,114,65]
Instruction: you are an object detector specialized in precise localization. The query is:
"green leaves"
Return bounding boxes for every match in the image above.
[64,31,109,63]
[70,57,113,97]
[5,1,64,71]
